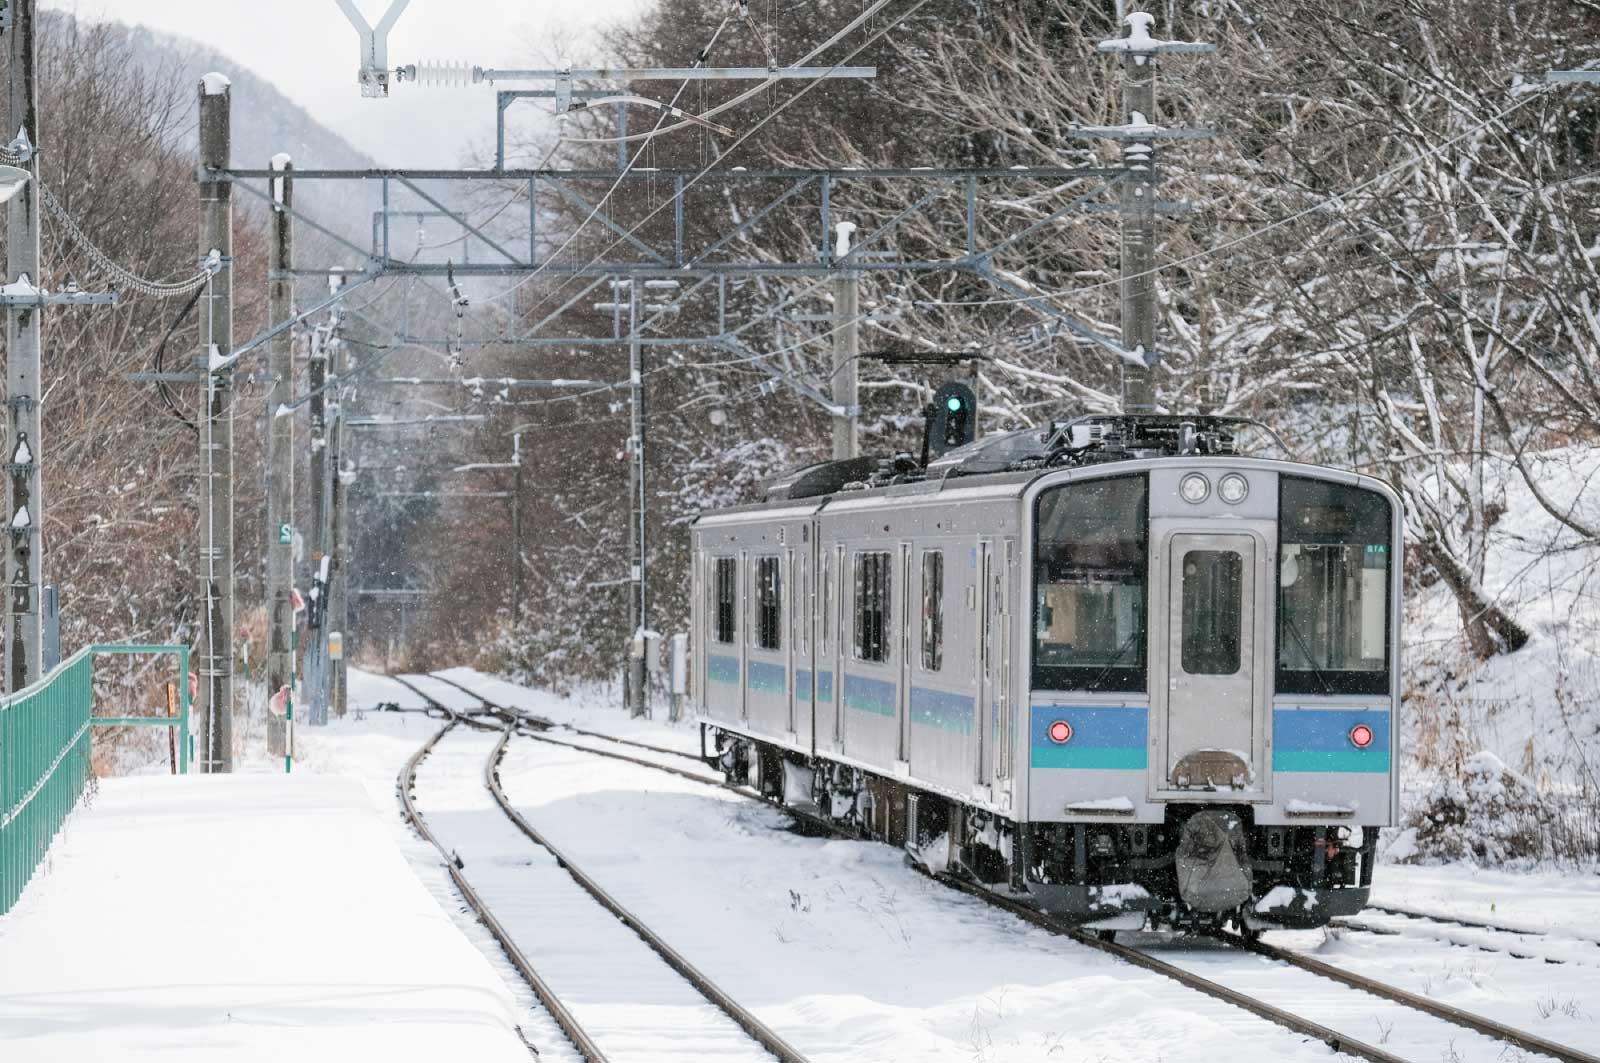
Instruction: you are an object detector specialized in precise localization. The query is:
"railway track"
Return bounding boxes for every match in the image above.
[413,673,1600,1063]
[391,675,812,1063]
[1331,909,1600,968]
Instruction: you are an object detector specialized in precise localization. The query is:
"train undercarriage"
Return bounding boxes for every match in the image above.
[708,727,1376,936]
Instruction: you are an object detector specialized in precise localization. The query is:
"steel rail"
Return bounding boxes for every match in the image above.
[465,698,1406,1063]
[396,674,813,1063]
[930,874,1408,1063]
[485,723,814,1063]
[1366,902,1600,947]
[396,711,610,1063]
[420,671,704,764]
[456,695,1595,1063]
[1223,932,1600,1063]
[1331,915,1573,965]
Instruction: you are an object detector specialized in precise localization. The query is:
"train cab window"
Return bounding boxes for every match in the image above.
[714,558,738,644]
[1032,475,1148,692]
[755,556,782,651]
[921,550,944,671]
[1181,550,1242,675]
[1277,477,1393,695]
[853,551,892,663]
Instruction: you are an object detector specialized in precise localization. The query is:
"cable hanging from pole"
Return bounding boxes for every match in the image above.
[38,182,213,298]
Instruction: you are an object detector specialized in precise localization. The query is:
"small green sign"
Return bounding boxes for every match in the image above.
[277,522,293,545]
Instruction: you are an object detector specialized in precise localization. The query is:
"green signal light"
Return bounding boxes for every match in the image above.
[946,396,963,412]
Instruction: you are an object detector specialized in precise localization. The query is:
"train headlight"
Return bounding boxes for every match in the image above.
[1349,724,1375,749]
[1179,473,1210,504]
[1218,473,1249,504]
[1048,720,1073,744]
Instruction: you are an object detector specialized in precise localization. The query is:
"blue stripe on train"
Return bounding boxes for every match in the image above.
[793,669,835,703]
[844,672,896,718]
[748,659,787,695]
[708,654,739,684]
[1273,707,1390,773]
[1028,704,1148,770]
[911,687,974,735]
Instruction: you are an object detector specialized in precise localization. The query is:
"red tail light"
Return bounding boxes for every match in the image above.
[1349,724,1374,749]
[1048,720,1073,744]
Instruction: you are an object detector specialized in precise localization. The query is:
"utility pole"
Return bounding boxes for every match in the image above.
[1093,12,1213,413]
[4,0,43,691]
[327,309,348,718]
[266,154,294,756]
[303,318,327,726]
[627,279,647,718]
[1117,34,1156,413]
[830,221,859,460]
[197,73,235,772]
[595,276,676,717]
[511,432,522,624]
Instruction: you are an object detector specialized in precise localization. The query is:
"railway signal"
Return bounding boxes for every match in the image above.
[925,381,978,460]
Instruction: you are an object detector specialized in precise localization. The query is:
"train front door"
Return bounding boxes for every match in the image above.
[1158,532,1265,795]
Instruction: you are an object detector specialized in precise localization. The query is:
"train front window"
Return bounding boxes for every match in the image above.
[1033,475,1148,692]
[1277,477,1393,695]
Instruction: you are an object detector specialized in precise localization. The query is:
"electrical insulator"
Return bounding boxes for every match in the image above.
[400,61,484,88]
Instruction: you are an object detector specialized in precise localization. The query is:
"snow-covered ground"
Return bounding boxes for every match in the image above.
[0,772,535,1062]
[7,666,1599,1061]
[1401,447,1600,815]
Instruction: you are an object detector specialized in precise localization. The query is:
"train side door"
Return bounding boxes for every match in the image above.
[738,548,749,723]
[898,542,913,769]
[976,541,995,792]
[785,545,797,738]
[838,544,851,752]
[996,539,1014,802]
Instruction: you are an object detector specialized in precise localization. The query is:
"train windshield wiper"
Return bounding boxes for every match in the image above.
[1281,613,1336,695]
[1083,628,1143,691]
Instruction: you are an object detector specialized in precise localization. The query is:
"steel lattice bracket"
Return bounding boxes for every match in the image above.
[0,287,116,308]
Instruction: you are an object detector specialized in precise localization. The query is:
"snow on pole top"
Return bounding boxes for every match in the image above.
[1096,11,1215,55]
[271,153,293,170]
[200,72,232,96]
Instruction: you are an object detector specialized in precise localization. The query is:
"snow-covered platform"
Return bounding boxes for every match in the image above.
[0,773,532,1063]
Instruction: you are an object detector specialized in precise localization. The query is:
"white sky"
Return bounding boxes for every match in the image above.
[43,0,647,166]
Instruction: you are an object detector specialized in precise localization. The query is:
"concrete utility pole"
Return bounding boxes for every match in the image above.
[266,155,294,757]
[511,432,522,624]
[327,311,348,718]
[1117,42,1157,414]
[830,221,859,460]
[4,0,43,691]
[197,73,235,772]
[1092,12,1214,414]
[303,291,331,726]
[627,279,647,718]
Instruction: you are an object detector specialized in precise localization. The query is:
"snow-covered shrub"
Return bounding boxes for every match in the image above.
[1394,752,1597,865]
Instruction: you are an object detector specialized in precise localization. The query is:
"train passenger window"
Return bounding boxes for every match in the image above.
[921,550,944,671]
[714,558,737,644]
[1180,550,1242,675]
[1277,477,1392,695]
[853,551,892,663]
[755,556,782,651]
[1032,475,1148,692]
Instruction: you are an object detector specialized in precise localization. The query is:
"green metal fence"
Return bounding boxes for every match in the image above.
[1,644,191,916]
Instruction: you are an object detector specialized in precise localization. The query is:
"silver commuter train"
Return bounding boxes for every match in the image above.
[689,416,1400,933]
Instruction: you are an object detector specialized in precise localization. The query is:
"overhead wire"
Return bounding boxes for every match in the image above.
[485,0,898,317]
[641,78,1566,383]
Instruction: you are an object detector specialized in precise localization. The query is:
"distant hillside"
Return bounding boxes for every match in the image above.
[112,20,379,251]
